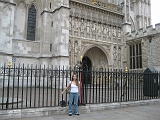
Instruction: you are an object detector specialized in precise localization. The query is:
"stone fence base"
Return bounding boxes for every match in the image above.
[1,99,160,120]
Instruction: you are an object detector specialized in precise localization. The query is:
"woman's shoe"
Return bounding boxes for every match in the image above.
[74,113,79,115]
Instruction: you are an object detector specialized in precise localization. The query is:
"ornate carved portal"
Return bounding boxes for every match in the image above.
[69,47,109,69]
[69,1,123,69]
[84,47,108,69]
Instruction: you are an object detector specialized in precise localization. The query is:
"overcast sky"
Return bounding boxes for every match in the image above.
[151,0,160,26]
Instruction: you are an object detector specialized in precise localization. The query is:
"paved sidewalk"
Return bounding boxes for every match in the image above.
[6,103,160,120]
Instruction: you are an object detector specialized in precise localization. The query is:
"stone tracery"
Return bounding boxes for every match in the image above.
[69,1,123,42]
[67,9,124,68]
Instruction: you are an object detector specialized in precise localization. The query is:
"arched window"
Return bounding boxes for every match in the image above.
[27,5,36,41]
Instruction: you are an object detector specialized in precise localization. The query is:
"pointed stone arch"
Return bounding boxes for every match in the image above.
[2,5,12,28]
[28,3,37,11]
[81,44,110,69]
[1,5,12,51]
[2,4,12,11]
[81,44,110,63]
[27,4,37,41]
[17,1,27,7]
[14,1,26,38]
[36,0,43,13]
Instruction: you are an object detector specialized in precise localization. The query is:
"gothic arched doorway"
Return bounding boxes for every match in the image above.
[83,47,108,69]
[82,47,108,84]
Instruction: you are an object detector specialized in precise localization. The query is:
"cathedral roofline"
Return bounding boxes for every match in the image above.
[126,23,160,45]
[40,5,70,15]
[1,0,16,5]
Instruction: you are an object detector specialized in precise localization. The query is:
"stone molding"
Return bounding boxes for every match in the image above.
[126,24,160,41]
[70,1,123,27]
[0,0,16,5]
[70,0,123,14]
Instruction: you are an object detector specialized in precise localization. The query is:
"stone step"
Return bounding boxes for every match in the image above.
[0,97,22,105]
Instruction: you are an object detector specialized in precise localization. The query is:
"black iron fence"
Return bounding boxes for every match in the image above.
[0,64,160,110]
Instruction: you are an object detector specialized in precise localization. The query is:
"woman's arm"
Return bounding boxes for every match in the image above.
[78,81,80,96]
[62,83,71,94]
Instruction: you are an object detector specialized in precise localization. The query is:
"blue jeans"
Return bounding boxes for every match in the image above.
[69,92,79,114]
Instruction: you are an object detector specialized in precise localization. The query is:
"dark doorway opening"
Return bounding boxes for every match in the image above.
[82,56,92,71]
[82,56,92,84]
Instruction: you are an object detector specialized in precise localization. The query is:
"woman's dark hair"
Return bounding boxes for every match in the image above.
[72,74,79,86]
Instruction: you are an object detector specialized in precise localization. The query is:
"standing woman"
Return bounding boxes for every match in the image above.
[62,74,80,116]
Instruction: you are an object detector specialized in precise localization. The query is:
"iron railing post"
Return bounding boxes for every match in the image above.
[6,67,10,109]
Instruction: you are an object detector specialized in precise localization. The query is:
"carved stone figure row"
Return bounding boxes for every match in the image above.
[69,40,79,56]
[69,17,121,41]
[70,0,123,13]
[70,1,123,27]
[113,46,122,67]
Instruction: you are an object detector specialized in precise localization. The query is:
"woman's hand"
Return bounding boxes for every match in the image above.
[62,83,71,95]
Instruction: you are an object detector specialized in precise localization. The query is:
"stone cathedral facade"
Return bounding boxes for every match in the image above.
[0,0,160,71]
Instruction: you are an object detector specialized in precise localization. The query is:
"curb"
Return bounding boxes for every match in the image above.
[0,99,160,120]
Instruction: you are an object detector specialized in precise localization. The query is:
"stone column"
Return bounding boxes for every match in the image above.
[40,12,48,55]
[122,0,131,33]
[51,6,70,67]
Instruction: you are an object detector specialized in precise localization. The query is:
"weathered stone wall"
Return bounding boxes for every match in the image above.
[12,39,40,55]
[0,0,69,67]
[151,24,160,70]
[0,0,158,71]
[13,2,26,39]
[0,1,15,54]
[51,4,70,66]
[126,24,160,71]
[129,0,151,30]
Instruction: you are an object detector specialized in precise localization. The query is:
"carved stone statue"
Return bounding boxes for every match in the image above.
[80,19,85,32]
[69,40,72,55]
[113,27,116,37]
[86,20,90,33]
[113,46,117,60]
[118,27,121,38]
[74,41,78,56]
[118,47,121,60]
[74,18,79,31]
[97,24,102,35]
[92,22,96,33]
[103,25,107,35]
[109,26,111,37]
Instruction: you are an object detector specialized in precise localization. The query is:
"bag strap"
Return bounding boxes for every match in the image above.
[70,81,72,87]
[70,81,72,90]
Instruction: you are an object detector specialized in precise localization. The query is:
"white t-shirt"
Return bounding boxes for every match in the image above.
[69,81,79,93]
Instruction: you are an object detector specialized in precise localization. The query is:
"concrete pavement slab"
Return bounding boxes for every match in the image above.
[1,103,160,120]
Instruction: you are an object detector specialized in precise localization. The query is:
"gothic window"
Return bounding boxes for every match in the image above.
[50,3,52,9]
[130,43,142,69]
[50,44,52,51]
[27,5,36,41]
[51,21,53,27]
